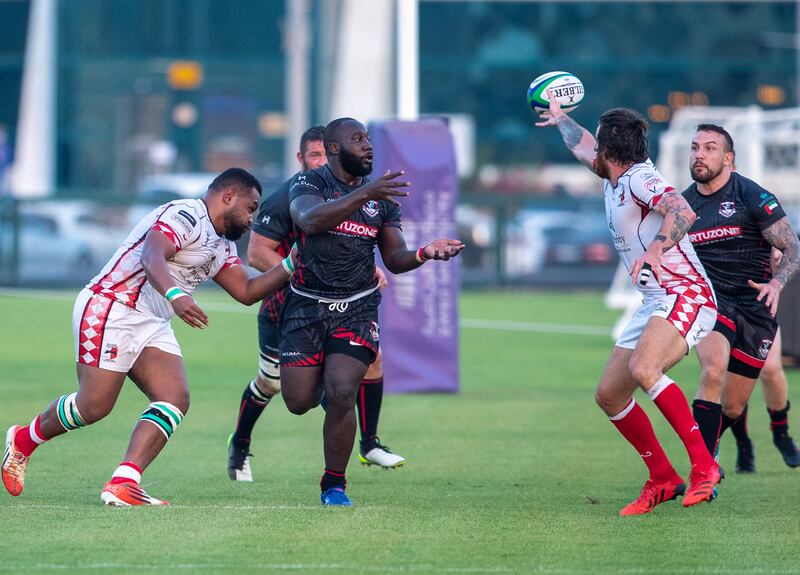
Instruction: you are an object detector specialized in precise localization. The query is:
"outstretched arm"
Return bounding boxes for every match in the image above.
[378,227,464,274]
[290,171,410,236]
[749,217,800,316]
[213,251,294,306]
[534,90,598,173]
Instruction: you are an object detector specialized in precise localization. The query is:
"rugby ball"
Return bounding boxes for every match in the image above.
[527,71,584,113]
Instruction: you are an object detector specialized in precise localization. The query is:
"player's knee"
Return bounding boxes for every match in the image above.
[699,363,726,392]
[594,388,619,415]
[628,360,660,389]
[759,363,782,387]
[284,397,311,416]
[325,380,358,408]
[722,401,746,421]
[70,393,106,426]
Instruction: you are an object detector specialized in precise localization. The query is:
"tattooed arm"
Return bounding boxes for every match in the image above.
[748,216,800,316]
[649,191,697,253]
[762,217,800,286]
[534,91,598,173]
[628,191,697,286]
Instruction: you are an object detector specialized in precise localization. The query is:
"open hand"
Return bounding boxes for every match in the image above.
[423,239,465,261]
[171,296,209,329]
[362,170,411,206]
[535,89,566,128]
[748,278,782,317]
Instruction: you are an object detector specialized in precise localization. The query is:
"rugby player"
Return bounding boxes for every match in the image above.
[281,117,463,506]
[2,168,294,506]
[227,126,405,482]
[536,95,721,515]
[684,125,800,469]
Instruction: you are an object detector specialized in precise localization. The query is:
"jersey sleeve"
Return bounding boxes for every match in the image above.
[629,171,675,210]
[382,200,402,229]
[288,171,326,203]
[251,187,292,242]
[215,241,242,276]
[747,187,787,230]
[151,203,203,250]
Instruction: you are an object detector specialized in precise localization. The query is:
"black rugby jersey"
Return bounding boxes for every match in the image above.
[251,178,297,322]
[288,165,402,300]
[683,172,786,299]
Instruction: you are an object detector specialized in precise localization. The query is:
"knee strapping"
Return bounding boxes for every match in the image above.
[139,401,184,440]
[258,352,280,392]
[56,393,87,431]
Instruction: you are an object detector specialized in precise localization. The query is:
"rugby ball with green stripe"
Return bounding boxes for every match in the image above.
[527,71,584,113]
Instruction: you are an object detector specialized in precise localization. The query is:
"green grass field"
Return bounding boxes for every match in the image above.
[1,288,799,575]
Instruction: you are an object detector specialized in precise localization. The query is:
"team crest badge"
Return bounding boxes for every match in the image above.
[719,201,736,218]
[370,321,380,342]
[362,200,379,217]
[103,343,118,361]
[758,338,773,359]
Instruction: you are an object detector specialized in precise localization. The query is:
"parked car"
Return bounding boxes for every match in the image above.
[15,212,96,284]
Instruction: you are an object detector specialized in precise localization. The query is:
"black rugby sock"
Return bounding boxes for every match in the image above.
[320,469,347,491]
[730,404,750,444]
[768,401,791,437]
[232,380,271,448]
[357,377,384,450]
[692,399,723,456]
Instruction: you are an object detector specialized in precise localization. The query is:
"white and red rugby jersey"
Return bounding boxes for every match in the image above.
[87,199,241,319]
[604,160,715,306]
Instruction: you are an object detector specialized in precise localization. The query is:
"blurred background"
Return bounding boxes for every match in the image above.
[0,0,797,288]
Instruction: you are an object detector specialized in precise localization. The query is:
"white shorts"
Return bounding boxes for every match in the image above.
[616,294,717,351]
[72,288,181,373]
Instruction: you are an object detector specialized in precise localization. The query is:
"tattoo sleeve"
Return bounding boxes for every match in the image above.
[762,217,800,286]
[556,115,584,149]
[555,115,596,171]
[652,191,694,251]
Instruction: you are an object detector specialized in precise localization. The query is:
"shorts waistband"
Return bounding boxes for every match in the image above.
[290,284,379,304]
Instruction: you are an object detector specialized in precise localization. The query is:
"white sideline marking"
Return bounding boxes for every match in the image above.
[0,288,612,338]
[1,562,514,573]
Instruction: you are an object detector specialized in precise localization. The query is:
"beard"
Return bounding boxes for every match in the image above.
[593,154,611,180]
[222,211,249,241]
[339,147,373,177]
[691,162,724,184]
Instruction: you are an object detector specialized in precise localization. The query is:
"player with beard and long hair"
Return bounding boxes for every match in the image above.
[280,117,464,506]
[226,126,405,483]
[683,124,800,472]
[2,168,296,506]
[536,96,721,515]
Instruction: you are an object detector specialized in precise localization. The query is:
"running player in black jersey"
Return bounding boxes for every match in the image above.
[227,126,405,482]
[728,248,800,471]
[683,124,800,465]
[282,117,463,506]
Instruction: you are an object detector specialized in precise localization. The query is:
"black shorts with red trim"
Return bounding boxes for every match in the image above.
[714,296,778,379]
[279,290,381,368]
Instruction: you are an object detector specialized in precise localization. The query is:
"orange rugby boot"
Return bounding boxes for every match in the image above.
[101,481,169,507]
[619,476,686,516]
[2,425,28,497]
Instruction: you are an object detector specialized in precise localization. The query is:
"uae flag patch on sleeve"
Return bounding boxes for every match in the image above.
[765,200,779,215]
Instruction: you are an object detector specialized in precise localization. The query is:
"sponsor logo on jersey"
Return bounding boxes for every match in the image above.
[333,220,378,238]
[177,210,197,227]
[643,176,663,189]
[102,343,118,361]
[169,212,195,235]
[758,338,773,359]
[718,201,736,218]
[362,200,379,217]
[688,225,742,244]
[261,215,271,226]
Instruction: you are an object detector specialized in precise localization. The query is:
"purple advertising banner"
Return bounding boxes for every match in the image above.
[368,119,460,394]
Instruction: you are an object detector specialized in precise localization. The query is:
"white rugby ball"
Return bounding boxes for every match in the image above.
[527,71,584,113]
